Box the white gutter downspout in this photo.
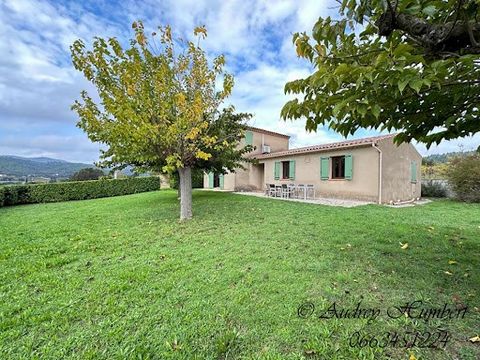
[372,143,382,204]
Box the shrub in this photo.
[445,154,480,202]
[70,167,105,181]
[421,180,447,198]
[0,176,160,207]
[169,169,204,189]
[1,185,31,206]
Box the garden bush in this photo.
[421,180,448,198]
[445,154,480,202]
[0,176,160,207]
[169,169,204,189]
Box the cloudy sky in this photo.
[0,0,478,164]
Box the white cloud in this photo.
[415,134,480,156]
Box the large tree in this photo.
[282,0,480,148]
[71,23,251,220]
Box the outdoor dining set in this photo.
[265,183,316,200]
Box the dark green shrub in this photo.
[421,180,447,198]
[169,169,204,189]
[0,177,160,207]
[1,185,32,206]
[70,167,105,181]
[445,154,480,202]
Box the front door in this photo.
[213,174,220,188]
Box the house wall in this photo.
[242,129,289,155]
[377,138,422,203]
[223,172,236,191]
[202,172,236,190]
[204,128,288,191]
[261,146,380,202]
[234,163,264,191]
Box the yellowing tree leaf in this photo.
[409,353,417,360]
[195,150,211,160]
[400,242,409,250]
[448,260,457,265]
[193,26,207,38]
[469,335,480,343]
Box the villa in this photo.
[204,126,422,204]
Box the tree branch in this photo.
[375,5,480,55]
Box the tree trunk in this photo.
[178,166,193,220]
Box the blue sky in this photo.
[0,0,478,164]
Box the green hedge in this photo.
[0,177,160,207]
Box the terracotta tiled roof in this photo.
[253,133,396,159]
[247,126,290,138]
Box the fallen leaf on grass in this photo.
[409,353,417,360]
[304,349,316,356]
[469,336,480,343]
[400,242,409,250]
[444,271,453,276]
[448,260,457,265]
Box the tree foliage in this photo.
[70,168,105,181]
[71,22,251,219]
[446,153,480,202]
[282,0,480,148]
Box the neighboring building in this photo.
[204,126,422,204]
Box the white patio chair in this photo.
[297,184,306,200]
[306,184,315,200]
[281,184,289,198]
[268,184,276,197]
[275,185,282,198]
[287,183,296,199]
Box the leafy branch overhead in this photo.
[282,0,480,148]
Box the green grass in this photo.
[0,190,479,359]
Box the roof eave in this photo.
[253,142,377,161]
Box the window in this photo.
[245,130,253,146]
[331,156,345,179]
[282,161,290,179]
[411,161,417,183]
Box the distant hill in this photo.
[423,151,476,164]
[0,155,97,178]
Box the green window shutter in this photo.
[208,172,214,188]
[289,160,295,180]
[411,161,417,183]
[274,161,280,180]
[345,154,353,180]
[245,131,253,146]
[219,174,224,189]
[320,157,330,180]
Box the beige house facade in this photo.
[204,126,422,204]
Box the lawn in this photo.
[0,190,479,359]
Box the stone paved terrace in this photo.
[233,191,373,208]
